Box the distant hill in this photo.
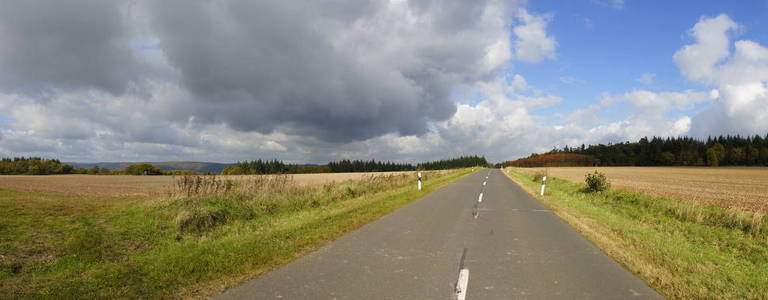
[67,162,234,174]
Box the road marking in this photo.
[454,269,469,300]
[533,209,550,212]
[454,248,469,300]
[483,181,486,186]
[478,193,483,203]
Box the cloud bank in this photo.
[0,2,766,163]
[674,15,768,137]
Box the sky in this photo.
[1,0,767,163]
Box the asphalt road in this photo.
[214,169,663,299]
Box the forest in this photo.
[222,156,488,174]
[2,156,489,175]
[417,155,489,170]
[503,153,597,168]
[328,155,488,172]
[0,158,192,176]
[0,157,78,175]
[503,134,768,167]
[327,160,414,172]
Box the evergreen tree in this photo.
[504,133,768,167]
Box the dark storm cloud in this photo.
[0,0,514,155]
[411,0,492,33]
[0,0,140,95]
[143,0,504,142]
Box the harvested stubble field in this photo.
[0,171,418,197]
[514,166,768,212]
[0,169,470,298]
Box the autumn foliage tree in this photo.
[502,134,768,168]
[0,157,74,175]
[502,153,597,168]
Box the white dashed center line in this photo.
[454,248,470,300]
[454,269,469,300]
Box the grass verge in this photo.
[1,169,474,299]
[502,168,768,299]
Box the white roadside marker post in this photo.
[417,172,422,191]
[540,176,547,196]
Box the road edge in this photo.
[198,168,480,299]
[499,168,668,298]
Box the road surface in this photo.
[215,169,663,299]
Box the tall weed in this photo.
[168,173,420,235]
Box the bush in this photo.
[174,206,229,234]
[124,163,164,175]
[532,172,545,182]
[584,170,610,192]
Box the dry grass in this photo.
[0,168,471,299]
[503,168,768,299]
[513,167,768,212]
[0,171,419,197]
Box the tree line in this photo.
[327,155,488,172]
[417,155,488,170]
[501,153,596,168]
[327,160,414,172]
[0,158,175,175]
[2,155,488,176]
[503,134,768,167]
[222,156,488,174]
[0,157,81,175]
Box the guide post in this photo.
[417,172,422,191]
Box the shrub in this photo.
[174,206,229,234]
[532,172,545,182]
[124,163,164,175]
[584,170,610,192]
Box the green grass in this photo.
[503,168,768,299]
[0,169,474,299]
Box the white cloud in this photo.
[8,6,766,165]
[609,90,711,112]
[673,14,740,84]
[673,14,768,137]
[263,141,287,152]
[637,72,655,85]
[565,90,707,142]
[511,9,557,63]
[0,0,531,163]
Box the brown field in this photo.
[0,171,422,197]
[512,167,768,212]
